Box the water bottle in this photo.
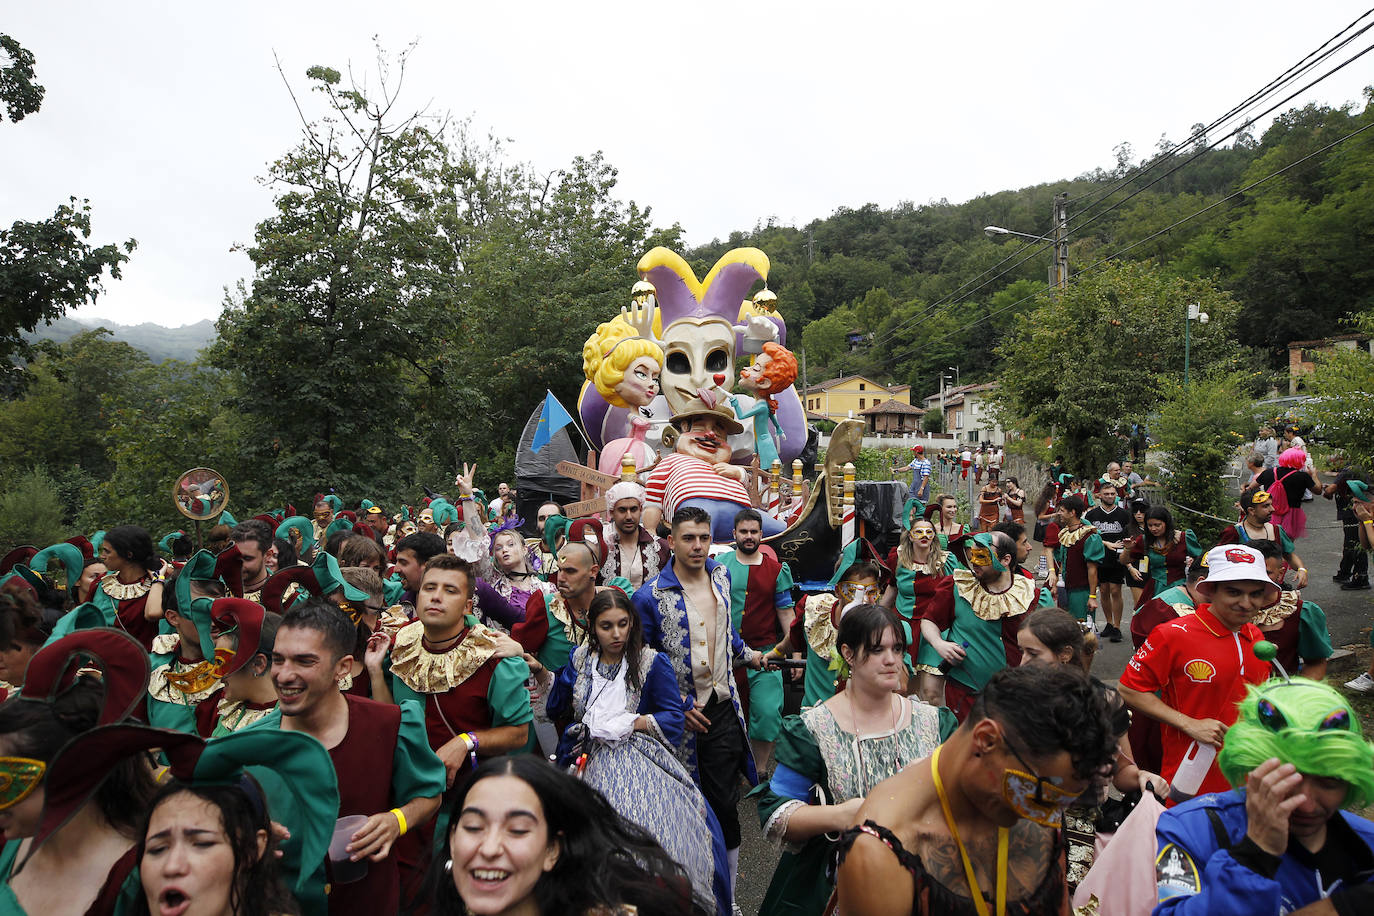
[1168,741,1218,803]
[1036,555,1049,582]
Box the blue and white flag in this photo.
[531,390,574,453]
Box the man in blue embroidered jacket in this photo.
[632,504,764,909]
[1153,677,1374,915]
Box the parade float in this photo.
[516,246,903,582]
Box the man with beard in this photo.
[598,481,668,590]
[229,519,275,603]
[391,531,446,615]
[249,600,445,915]
[642,401,786,542]
[917,531,1043,720]
[717,507,795,773]
[1085,481,1132,642]
[634,506,765,909]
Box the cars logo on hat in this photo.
[1224,548,1255,564]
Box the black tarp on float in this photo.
[514,403,583,536]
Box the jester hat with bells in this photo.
[155,549,233,696]
[274,516,317,556]
[638,246,784,359]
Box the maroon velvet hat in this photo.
[213,542,245,598]
[209,597,267,677]
[567,517,607,567]
[0,546,37,575]
[64,536,94,560]
[20,628,150,726]
[24,724,202,856]
[258,566,322,615]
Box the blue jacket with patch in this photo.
[1154,788,1374,915]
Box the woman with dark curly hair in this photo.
[136,780,297,916]
[93,525,166,650]
[416,754,700,915]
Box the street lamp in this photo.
[1183,302,1210,385]
[984,226,1051,242]
[982,193,1070,291]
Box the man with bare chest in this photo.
[633,505,765,910]
[836,665,1116,915]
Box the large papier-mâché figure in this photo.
[577,247,806,466]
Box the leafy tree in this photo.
[0,34,45,122]
[922,410,944,433]
[1149,371,1257,545]
[0,468,67,552]
[995,262,1242,474]
[210,49,459,502]
[0,36,134,382]
[0,329,150,479]
[78,360,251,534]
[1303,319,1374,469]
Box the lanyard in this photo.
[931,745,1008,916]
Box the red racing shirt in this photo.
[1118,603,1267,796]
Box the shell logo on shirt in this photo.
[1184,659,1217,683]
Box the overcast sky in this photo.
[4,2,1372,328]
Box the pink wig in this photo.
[1278,447,1306,469]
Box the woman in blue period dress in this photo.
[752,604,956,915]
[546,588,730,916]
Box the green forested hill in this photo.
[684,95,1374,393]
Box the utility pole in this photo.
[1052,192,1069,293]
[801,348,808,403]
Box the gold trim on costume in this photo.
[804,595,839,656]
[101,574,151,601]
[951,569,1037,621]
[546,594,581,645]
[1055,524,1097,550]
[389,620,502,693]
[151,633,181,656]
[1252,589,1300,628]
[214,699,276,733]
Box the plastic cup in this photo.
[329,814,370,885]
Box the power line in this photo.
[883,117,1374,362]
[865,12,1374,351]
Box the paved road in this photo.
[734,493,1374,915]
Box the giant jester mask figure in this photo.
[576,247,807,465]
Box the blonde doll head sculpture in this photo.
[581,316,663,410]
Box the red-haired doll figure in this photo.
[730,342,799,472]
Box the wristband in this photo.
[1364,520,1373,526]
[1297,567,1306,572]
[1089,593,1098,599]
[390,807,408,836]
[459,732,480,769]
